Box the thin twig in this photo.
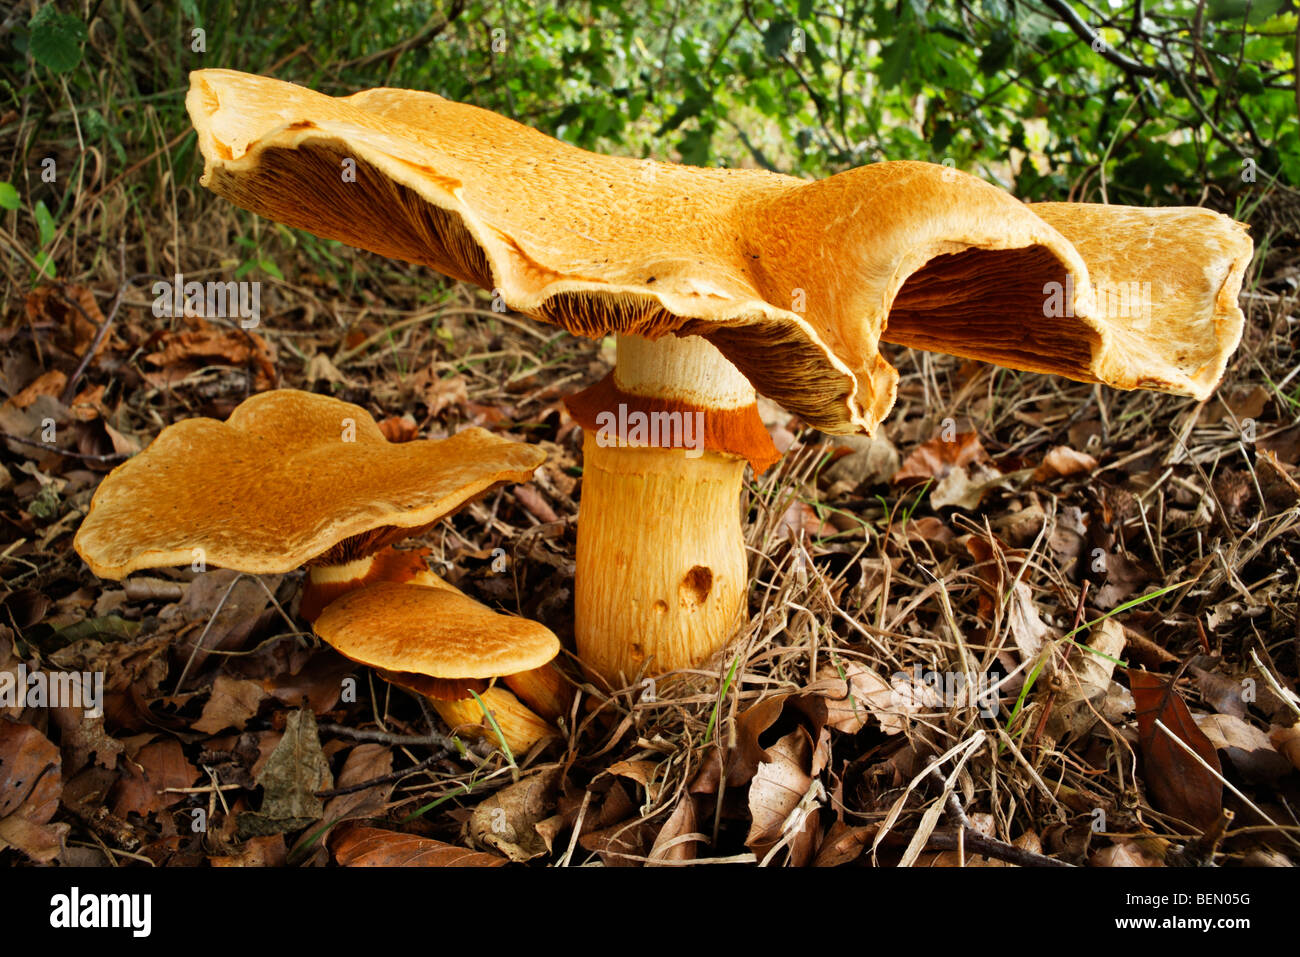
[0,431,130,463]
[314,750,451,799]
[317,723,458,752]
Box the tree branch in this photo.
[1039,0,1163,77]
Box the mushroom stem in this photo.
[299,546,454,622]
[573,334,758,684]
[431,687,556,755]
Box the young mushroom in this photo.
[185,69,1254,686]
[73,388,545,619]
[312,580,563,755]
[74,388,566,742]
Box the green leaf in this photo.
[34,200,56,246]
[677,124,714,166]
[656,91,710,134]
[28,5,88,74]
[978,28,1014,76]
[877,31,915,91]
[764,19,798,58]
[0,182,18,211]
[33,251,56,279]
[1207,0,1286,22]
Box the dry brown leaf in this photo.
[607,759,661,800]
[515,484,559,524]
[647,793,700,865]
[332,823,506,866]
[241,709,331,834]
[0,720,68,862]
[802,660,905,735]
[407,366,469,416]
[25,284,109,356]
[1202,719,1290,782]
[893,431,988,484]
[1092,551,1153,610]
[1268,724,1300,771]
[746,727,820,866]
[111,737,199,818]
[579,814,660,866]
[1190,670,1248,722]
[1007,581,1051,662]
[1194,715,1292,781]
[813,820,875,866]
[11,370,67,410]
[1130,672,1224,831]
[779,501,834,541]
[144,318,276,389]
[1032,446,1098,482]
[1046,619,1127,741]
[376,414,418,443]
[823,433,899,490]
[192,676,266,734]
[468,766,561,862]
[321,743,394,827]
[210,834,287,867]
[1092,841,1166,867]
[727,693,788,787]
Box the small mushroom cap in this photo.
[73,389,544,579]
[313,581,560,680]
[188,69,1252,436]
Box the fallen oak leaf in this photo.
[1130,671,1223,831]
[332,823,506,866]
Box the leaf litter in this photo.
[2,214,1299,869]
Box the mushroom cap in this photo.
[312,581,560,679]
[73,389,544,579]
[187,69,1253,435]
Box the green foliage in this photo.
[27,5,87,74]
[1,0,1292,290]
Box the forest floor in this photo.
[2,200,1299,868]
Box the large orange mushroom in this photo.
[185,69,1253,686]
